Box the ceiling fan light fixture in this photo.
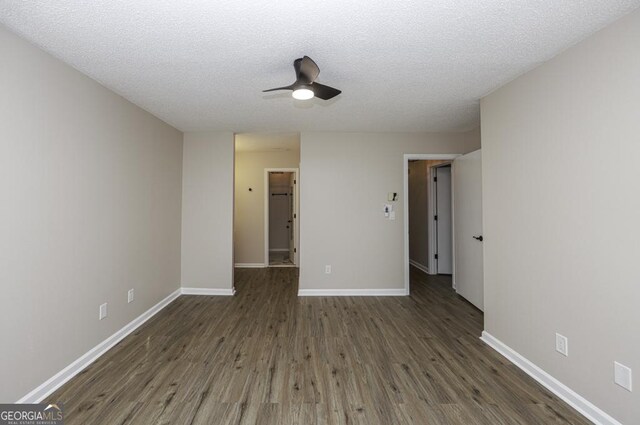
[263,56,340,101]
[292,87,314,100]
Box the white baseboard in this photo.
[234,263,266,268]
[17,288,182,404]
[298,288,407,297]
[409,260,429,274]
[481,331,621,425]
[181,287,236,296]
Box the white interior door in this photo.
[453,149,484,310]
[435,166,453,274]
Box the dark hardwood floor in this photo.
[49,267,589,424]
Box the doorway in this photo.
[405,154,459,294]
[404,152,484,310]
[265,168,298,267]
[408,159,449,277]
[233,133,300,269]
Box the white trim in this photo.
[264,168,299,267]
[234,263,267,268]
[298,288,406,297]
[404,154,460,295]
[181,287,236,296]
[481,331,622,425]
[17,288,182,403]
[409,259,429,275]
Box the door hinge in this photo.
[294,248,297,253]
[434,176,437,182]
[434,215,438,221]
[435,254,438,259]
[294,213,296,218]
[294,179,296,184]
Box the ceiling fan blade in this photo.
[293,58,303,81]
[262,85,294,93]
[311,83,341,100]
[298,56,320,83]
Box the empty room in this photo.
[1,1,638,424]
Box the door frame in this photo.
[264,168,299,267]
[403,154,460,295]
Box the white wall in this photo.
[181,132,235,290]
[481,8,640,424]
[234,150,299,264]
[0,27,183,402]
[299,131,480,292]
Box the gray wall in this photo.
[299,131,480,291]
[481,8,640,424]
[181,132,235,289]
[0,27,183,402]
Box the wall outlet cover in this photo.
[325,265,332,274]
[614,361,633,392]
[128,289,134,303]
[555,333,568,356]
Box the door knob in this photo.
[473,235,483,241]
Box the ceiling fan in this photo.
[263,56,342,100]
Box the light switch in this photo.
[389,211,396,220]
[99,303,108,320]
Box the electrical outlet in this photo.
[99,303,108,320]
[555,333,568,356]
[614,362,632,392]
[325,265,332,274]
[128,289,134,303]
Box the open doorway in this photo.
[233,133,300,269]
[265,169,298,267]
[404,152,484,311]
[407,159,452,277]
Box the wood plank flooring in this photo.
[48,267,589,424]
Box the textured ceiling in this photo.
[1,1,639,133]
